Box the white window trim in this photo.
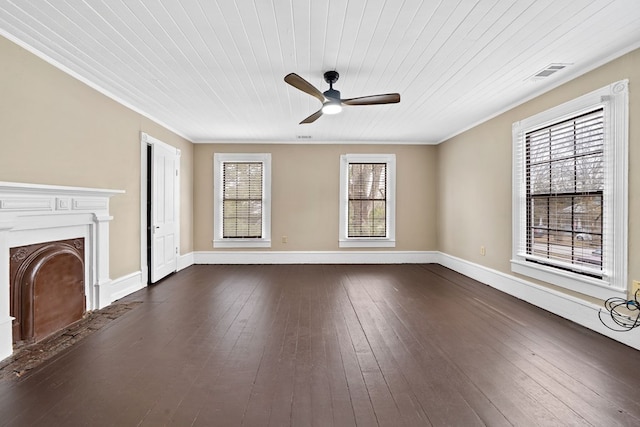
[339,153,396,248]
[213,153,271,248]
[511,80,628,300]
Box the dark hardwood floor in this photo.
[1,264,639,426]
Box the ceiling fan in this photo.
[284,71,400,124]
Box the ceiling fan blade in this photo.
[284,73,325,103]
[300,109,323,124]
[342,93,400,106]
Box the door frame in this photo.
[140,132,181,285]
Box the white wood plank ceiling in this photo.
[1,0,639,144]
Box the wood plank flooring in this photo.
[1,264,639,426]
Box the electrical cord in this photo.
[598,288,640,332]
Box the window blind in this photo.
[525,108,604,276]
[222,162,263,238]
[348,163,387,237]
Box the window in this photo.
[526,109,604,274]
[339,154,396,247]
[512,80,628,299]
[213,153,271,248]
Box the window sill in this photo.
[339,239,396,248]
[213,239,271,249]
[510,259,625,300]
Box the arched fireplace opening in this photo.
[10,239,85,345]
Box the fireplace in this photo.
[10,238,86,344]
[0,182,123,360]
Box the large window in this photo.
[213,153,271,248]
[526,109,604,274]
[339,154,396,247]
[512,80,628,299]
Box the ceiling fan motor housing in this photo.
[323,88,341,100]
[323,70,339,85]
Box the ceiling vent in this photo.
[530,63,571,80]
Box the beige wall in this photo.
[4,26,637,304]
[437,47,640,299]
[0,36,193,279]
[193,144,437,252]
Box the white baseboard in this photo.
[437,252,640,351]
[109,270,145,303]
[106,253,193,305]
[193,250,439,265]
[177,252,194,271]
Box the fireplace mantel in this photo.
[0,181,124,360]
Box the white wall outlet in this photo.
[282,236,288,244]
[631,280,640,298]
[480,246,486,256]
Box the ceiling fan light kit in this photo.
[322,99,342,115]
[284,70,400,124]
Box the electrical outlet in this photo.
[282,236,288,244]
[631,280,640,298]
[480,246,486,256]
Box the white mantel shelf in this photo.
[0,181,123,205]
[0,181,124,195]
[0,181,124,361]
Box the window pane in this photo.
[529,163,550,195]
[348,163,387,237]
[576,154,603,192]
[550,159,575,193]
[222,162,263,238]
[525,109,604,275]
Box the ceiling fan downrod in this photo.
[323,70,341,101]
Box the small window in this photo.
[512,80,628,299]
[340,154,395,248]
[213,153,271,248]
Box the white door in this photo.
[150,142,178,283]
